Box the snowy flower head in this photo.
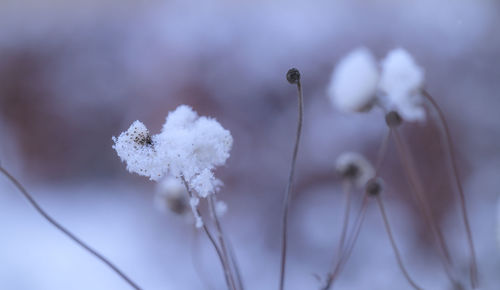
[113,105,232,198]
[159,105,232,197]
[379,48,425,122]
[112,121,166,181]
[328,47,379,113]
[335,152,375,188]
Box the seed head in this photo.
[336,152,375,188]
[366,177,383,196]
[286,68,301,84]
[385,110,403,128]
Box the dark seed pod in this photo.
[286,68,301,84]
[385,111,403,128]
[366,177,383,196]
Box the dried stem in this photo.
[0,165,142,290]
[326,196,369,289]
[208,195,240,290]
[422,90,478,288]
[392,129,459,286]
[180,176,235,290]
[279,73,304,290]
[376,195,422,290]
[322,181,352,289]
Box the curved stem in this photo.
[326,196,369,289]
[392,129,459,286]
[376,195,422,290]
[279,78,304,290]
[208,195,239,290]
[181,176,235,290]
[0,166,142,290]
[422,90,478,288]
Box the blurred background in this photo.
[1,0,499,289]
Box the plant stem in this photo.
[0,165,142,290]
[208,195,239,290]
[279,75,304,290]
[422,89,478,289]
[326,196,369,289]
[392,129,459,286]
[376,195,422,290]
[181,176,235,290]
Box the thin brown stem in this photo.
[180,176,235,290]
[392,129,459,286]
[322,181,352,289]
[326,196,369,289]
[337,181,353,260]
[422,90,478,288]
[279,76,304,290]
[208,195,239,290]
[0,165,142,290]
[376,195,422,290]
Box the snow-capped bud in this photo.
[328,48,379,113]
[366,177,383,196]
[385,110,403,128]
[379,48,425,122]
[286,68,301,84]
[336,152,375,188]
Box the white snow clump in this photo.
[328,47,426,122]
[328,47,379,113]
[380,48,425,122]
[113,105,232,198]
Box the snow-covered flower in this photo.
[379,48,425,122]
[154,176,189,215]
[113,105,232,197]
[335,152,375,188]
[328,48,379,113]
[112,121,167,181]
[113,105,233,229]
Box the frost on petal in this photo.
[336,152,375,188]
[380,48,425,122]
[328,47,379,113]
[154,176,188,215]
[112,121,167,180]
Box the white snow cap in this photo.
[112,121,166,180]
[335,152,375,188]
[380,48,425,122]
[113,105,233,198]
[328,47,379,113]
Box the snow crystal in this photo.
[379,48,425,122]
[328,48,379,113]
